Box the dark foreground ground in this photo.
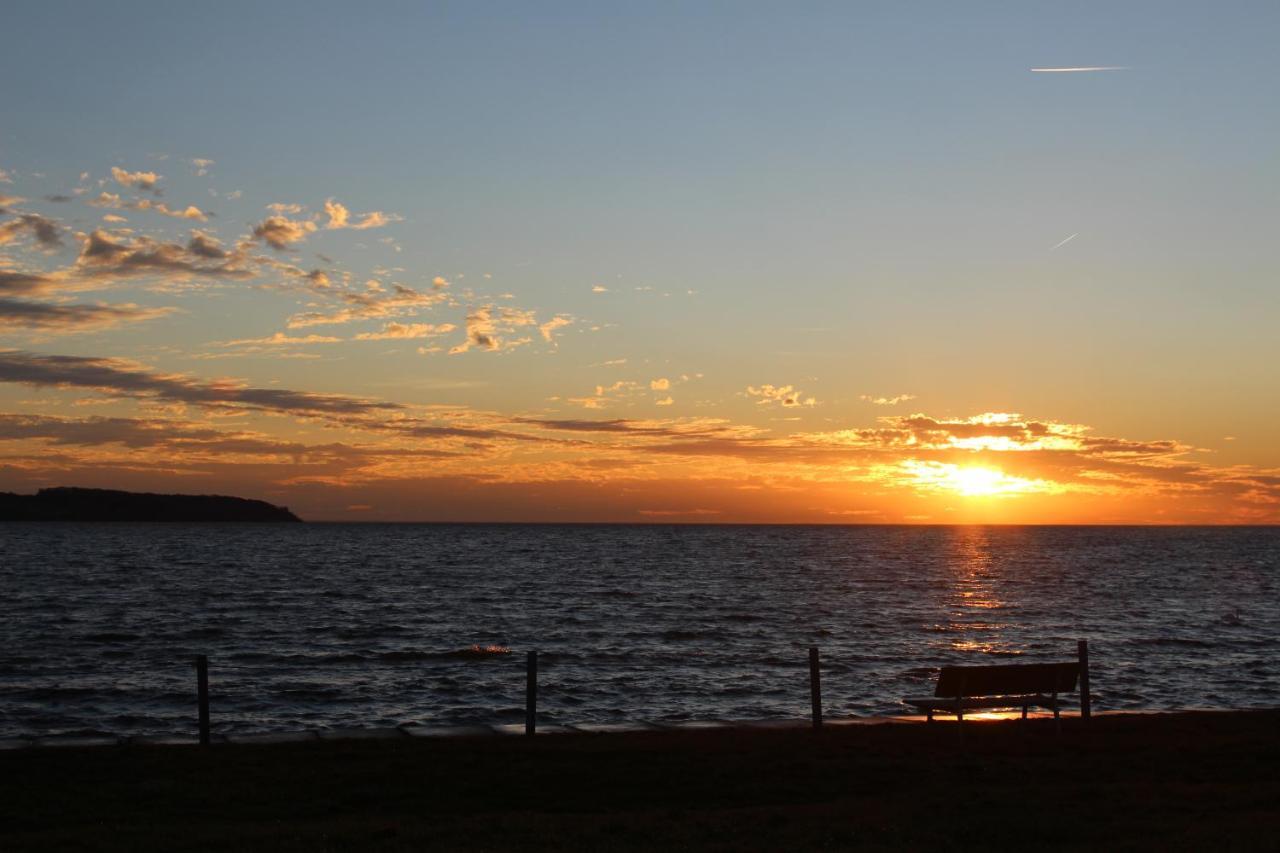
[2,712,1277,852]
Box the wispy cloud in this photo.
[0,300,174,333]
[746,384,816,407]
[0,213,62,249]
[252,214,317,250]
[354,322,455,341]
[860,393,915,406]
[220,332,342,348]
[0,350,402,417]
[110,166,162,193]
[286,284,447,328]
[1050,233,1078,250]
[1030,66,1129,73]
[449,305,540,354]
[323,198,401,231]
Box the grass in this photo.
[2,711,1277,851]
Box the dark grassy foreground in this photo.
[2,712,1278,852]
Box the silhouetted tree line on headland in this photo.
[0,487,301,522]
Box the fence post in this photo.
[195,654,210,746]
[525,650,537,736]
[1077,639,1091,724]
[809,646,822,730]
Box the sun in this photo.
[951,466,1010,497]
[898,460,1058,498]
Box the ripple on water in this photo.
[0,523,1277,736]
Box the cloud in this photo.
[323,199,349,228]
[0,414,465,480]
[354,322,455,340]
[186,230,227,259]
[137,200,208,221]
[449,305,541,354]
[0,192,26,212]
[451,306,500,353]
[286,284,447,328]
[636,508,721,517]
[86,191,124,208]
[0,350,402,417]
[0,299,174,333]
[110,167,161,193]
[0,213,62,248]
[350,211,395,230]
[1030,66,1129,73]
[72,229,251,284]
[86,192,208,221]
[511,417,736,439]
[592,285,608,293]
[220,332,342,347]
[252,215,317,250]
[538,315,572,344]
[191,158,215,176]
[323,198,401,231]
[655,396,674,406]
[0,413,323,457]
[0,168,13,183]
[650,378,670,391]
[746,384,816,407]
[0,271,57,297]
[860,393,915,406]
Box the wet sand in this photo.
[2,711,1277,851]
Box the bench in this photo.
[903,661,1081,727]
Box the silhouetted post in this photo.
[195,654,210,746]
[525,650,537,736]
[1077,639,1091,723]
[809,646,822,730]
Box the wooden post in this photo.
[1077,639,1091,723]
[808,646,822,730]
[195,654,210,746]
[525,650,537,736]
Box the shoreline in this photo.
[3,709,1277,851]
[0,707,1220,751]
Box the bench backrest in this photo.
[934,662,1079,698]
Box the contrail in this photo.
[1051,233,1078,251]
[1031,66,1129,73]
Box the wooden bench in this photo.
[903,661,1082,727]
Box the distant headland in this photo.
[0,487,302,522]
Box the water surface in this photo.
[1,524,1276,737]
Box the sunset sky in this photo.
[1,2,1276,522]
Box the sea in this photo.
[1,524,1276,738]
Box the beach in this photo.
[2,710,1277,851]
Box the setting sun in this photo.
[900,461,1058,498]
[952,467,1017,497]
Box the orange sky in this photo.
[1,6,1277,522]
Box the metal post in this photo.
[196,654,210,746]
[808,646,822,730]
[525,650,537,736]
[1077,639,1091,723]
